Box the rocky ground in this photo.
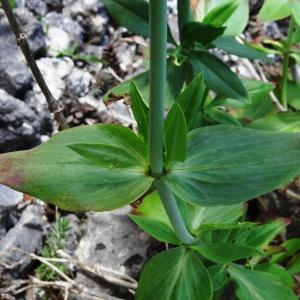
[0,0,300,299]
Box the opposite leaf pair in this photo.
[2,82,300,213]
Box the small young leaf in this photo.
[130,215,180,245]
[249,112,300,132]
[213,36,269,61]
[136,247,213,300]
[182,22,225,47]
[291,0,300,26]
[206,107,242,126]
[255,264,294,287]
[165,125,300,206]
[164,103,188,166]
[258,0,291,22]
[177,74,205,130]
[189,50,247,100]
[287,256,300,276]
[235,220,285,249]
[189,204,244,232]
[271,238,300,263]
[194,243,262,264]
[203,0,238,28]
[166,61,187,108]
[228,264,297,300]
[207,265,228,292]
[130,81,149,141]
[0,125,152,212]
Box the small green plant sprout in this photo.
[57,42,102,64]
[1,0,300,299]
[36,218,70,282]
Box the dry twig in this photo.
[0,0,69,129]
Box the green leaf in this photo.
[287,81,300,109]
[166,61,187,108]
[189,51,247,100]
[228,264,297,300]
[206,107,242,126]
[102,0,149,37]
[129,81,149,141]
[292,25,300,43]
[194,243,262,264]
[258,0,291,22]
[204,0,249,36]
[235,220,285,249]
[213,37,269,61]
[164,103,188,165]
[130,215,180,244]
[288,256,300,276]
[0,124,152,212]
[177,74,205,130]
[234,80,275,123]
[291,0,300,26]
[189,204,244,233]
[136,247,213,300]
[255,263,294,287]
[134,191,170,225]
[203,0,239,28]
[165,125,300,206]
[271,238,300,263]
[68,143,144,168]
[182,22,225,46]
[249,112,300,132]
[207,265,228,292]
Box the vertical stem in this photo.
[148,0,167,177]
[280,17,295,110]
[148,0,195,244]
[177,0,192,44]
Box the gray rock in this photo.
[44,12,84,56]
[107,100,135,127]
[29,57,74,101]
[0,185,23,240]
[62,0,109,44]
[74,207,150,297]
[0,41,32,96]
[0,89,42,152]
[22,0,48,16]
[45,0,63,9]
[67,67,94,97]
[0,8,45,55]
[0,8,45,95]
[0,205,44,284]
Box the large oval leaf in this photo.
[136,247,213,300]
[165,125,300,206]
[0,124,152,212]
[228,264,297,300]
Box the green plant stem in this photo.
[148,0,167,177]
[149,0,195,244]
[177,0,193,44]
[280,17,296,109]
[155,179,195,245]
